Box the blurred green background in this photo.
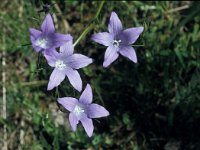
[1,0,200,150]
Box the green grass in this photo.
[1,1,200,149]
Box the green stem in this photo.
[94,0,105,20]
[56,87,60,98]
[73,23,94,47]
[132,44,145,47]
[73,0,105,47]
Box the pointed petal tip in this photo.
[134,59,138,63]
[130,52,137,63]
[71,124,77,131]
[57,98,62,104]
[138,26,144,33]
[29,28,38,32]
[47,84,53,91]
[78,85,83,93]
[31,45,42,53]
[103,108,110,116]
[91,34,98,42]
[46,13,51,17]
[71,127,76,132]
[29,28,34,33]
[44,14,52,22]
[105,110,110,116]
[75,83,82,92]
[90,58,94,63]
[103,58,115,68]
[87,58,94,65]
[47,79,55,91]
[87,58,93,65]
[57,98,65,107]
[85,83,92,92]
[111,11,117,16]
[77,87,82,92]
[86,83,91,88]
[90,34,95,40]
[103,62,109,68]
[90,34,96,42]
[88,133,93,137]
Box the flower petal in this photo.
[32,45,42,52]
[65,68,82,92]
[60,40,74,56]
[80,117,94,137]
[119,46,137,63]
[29,28,42,39]
[103,46,119,68]
[41,14,55,34]
[120,27,144,44]
[43,48,60,56]
[29,28,42,52]
[108,12,123,36]
[79,84,93,104]
[88,104,109,118]
[91,32,113,46]
[43,49,59,67]
[57,97,78,111]
[47,68,65,90]
[66,54,93,69]
[69,112,79,131]
[52,33,73,48]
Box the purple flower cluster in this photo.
[30,14,92,91]
[30,12,143,137]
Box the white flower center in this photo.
[35,38,49,49]
[73,105,85,116]
[112,40,121,47]
[55,60,66,70]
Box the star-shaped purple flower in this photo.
[58,84,109,137]
[29,14,72,54]
[91,12,144,67]
[44,40,93,91]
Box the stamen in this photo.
[35,38,49,49]
[55,60,66,70]
[73,105,85,116]
[112,40,121,47]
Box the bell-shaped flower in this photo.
[58,84,109,137]
[29,14,72,54]
[45,40,93,91]
[91,12,144,67]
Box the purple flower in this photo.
[29,14,72,54]
[58,84,109,137]
[45,40,93,91]
[91,12,144,67]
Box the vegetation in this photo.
[1,1,200,149]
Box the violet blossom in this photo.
[91,11,144,67]
[44,40,93,91]
[58,84,109,137]
[29,14,72,54]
